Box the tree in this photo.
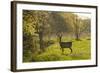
[73,16,81,40]
[72,14,91,40]
[23,10,52,52]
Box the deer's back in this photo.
[60,42,72,48]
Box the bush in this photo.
[32,53,72,62]
[23,50,32,62]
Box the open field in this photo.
[23,37,91,62]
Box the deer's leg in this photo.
[70,48,72,53]
[62,48,64,54]
[60,48,62,54]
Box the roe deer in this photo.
[57,33,72,54]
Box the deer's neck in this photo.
[59,37,62,43]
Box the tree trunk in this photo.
[75,27,80,41]
[39,31,44,52]
[75,33,80,40]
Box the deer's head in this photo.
[56,32,63,42]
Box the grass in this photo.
[23,37,91,62]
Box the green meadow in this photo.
[23,37,91,62]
